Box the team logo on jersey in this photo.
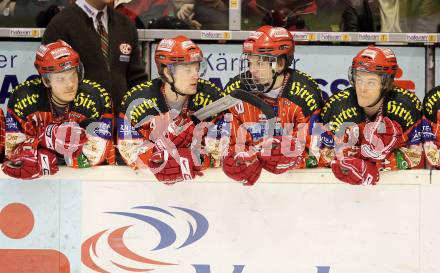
[119,43,132,55]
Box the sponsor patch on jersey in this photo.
[117,118,142,139]
[91,118,112,140]
[5,112,20,132]
[119,43,132,55]
[407,123,422,145]
[421,119,436,142]
[157,39,176,52]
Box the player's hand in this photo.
[167,116,195,148]
[2,138,58,180]
[258,136,304,174]
[222,146,262,186]
[39,122,87,157]
[148,148,204,184]
[361,116,402,160]
[331,157,379,185]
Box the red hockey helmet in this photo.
[34,40,82,77]
[349,46,399,92]
[351,46,398,76]
[155,35,205,74]
[239,26,294,93]
[242,25,294,59]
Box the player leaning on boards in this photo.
[321,46,423,185]
[220,25,324,185]
[422,85,440,168]
[2,40,115,180]
[118,36,223,184]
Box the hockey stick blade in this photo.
[191,89,277,121]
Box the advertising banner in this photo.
[151,44,426,100]
[1,169,440,273]
[0,41,40,110]
[81,181,421,273]
[0,179,81,273]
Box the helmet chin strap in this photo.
[261,56,288,93]
[261,70,281,93]
[162,70,188,98]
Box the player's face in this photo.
[247,54,274,85]
[48,69,79,104]
[354,71,382,107]
[172,62,200,95]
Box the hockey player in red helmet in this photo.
[221,25,324,185]
[118,36,223,184]
[422,85,440,168]
[2,40,114,180]
[321,46,423,185]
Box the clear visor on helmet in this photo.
[43,63,84,83]
[239,53,278,93]
[348,66,391,91]
[167,58,207,79]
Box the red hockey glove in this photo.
[222,146,262,186]
[2,138,58,180]
[258,136,304,174]
[361,116,402,160]
[148,147,205,184]
[331,157,379,185]
[167,116,195,148]
[39,122,88,157]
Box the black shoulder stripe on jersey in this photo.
[190,79,224,113]
[121,79,168,126]
[281,69,323,117]
[423,85,440,123]
[320,88,365,133]
[384,87,422,131]
[8,79,47,121]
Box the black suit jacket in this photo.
[42,4,148,114]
